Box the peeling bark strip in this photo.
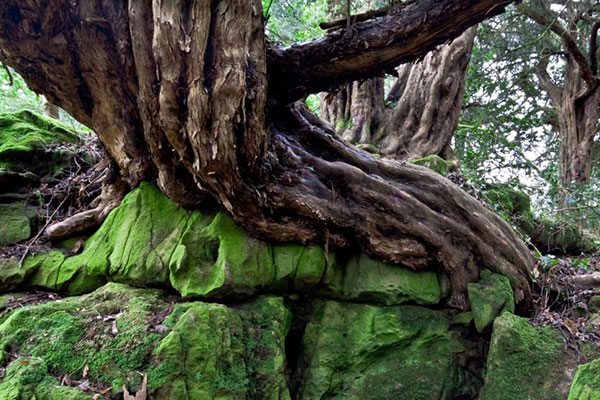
[0,0,532,310]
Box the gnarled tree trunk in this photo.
[0,0,531,310]
[321,26,476,161]
[538,58,600,185]
[520,5,600,185]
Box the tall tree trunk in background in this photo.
[557,62,600,185]
[377,27,476,160]
[519,5,600,185]
[0,0,532,310]
[322,25,476,161]
[536,57,600,185]
[320,0,384,145]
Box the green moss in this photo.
[0,203,36,246]
[322,253,443,305]
[569,358,600,400]
[467,270,514,333]
[15,183,446,306]
[0,357,93,400]
[533,218,597,254]
[482,184,597,254]
[411,155,449,177]
[0,283,291,399]
[0,110,79,176]
[480,313,567,400]
[296,300,462,399]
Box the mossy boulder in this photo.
[480,313,569,400]
[482,184,597,254]
[411,155,449,177]
[569,358,600,400]
[295,300,470,400]
[0,110,80,181]
[0,203,37,246]
[467,270,514,333]
[0,283,291,399]
[5,182,444,307]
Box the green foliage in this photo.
[0,66,43,113]
[262,0,329,45]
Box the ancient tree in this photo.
[322,24,476,161]
[518,1,600,185]
[0,0,532,310]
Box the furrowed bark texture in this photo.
[322,27,476,160]
[520,4,600,185]
[0,0,531,309]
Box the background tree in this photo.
[320,1,476,161]
[0,0,531,309]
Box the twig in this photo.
[19,196,69,268]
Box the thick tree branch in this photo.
[535,57,562,103]
[267,0,515,103]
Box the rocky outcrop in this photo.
[0,283,290,399]
[0,182,596,399]
[0,183,446,307]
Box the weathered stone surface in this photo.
[294,300,470,400]
[467,270,514,333]
[0,109,79,182]
[480,313,570,400]
[0,283,291,399]
[0,203,36,246]
[569,358,600,400]
[3,183,444,307]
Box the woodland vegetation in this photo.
[0,0,599,399]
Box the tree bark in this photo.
[555,60,600,185]
[0,0,531,310]
[322,27,476,161]
[519,4,600,185]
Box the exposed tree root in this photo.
[44,178,127,241]
[568,273,600,289]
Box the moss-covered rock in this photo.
[0,283,291,399]
[295,300,468,399]
[480,313,569,400]
[482,184,597,254]
[321,253,443,305]
[569,358,600,400]
[6,182,444,307]
[467,270,514,333]
[411,155,449,177]
[0,110,79,180]
[0,357,94,399]
[0,203,37,246]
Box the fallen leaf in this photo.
[83,364,89,378]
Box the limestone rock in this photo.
[0,283,290,399]
[480,313,570,400]
[467,270,514,333]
